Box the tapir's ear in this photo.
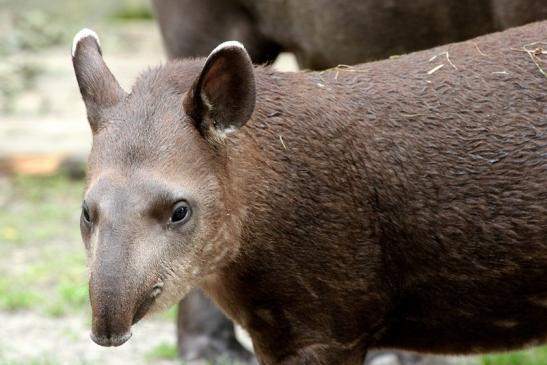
[72,28,126,132]
[183,41,256,138]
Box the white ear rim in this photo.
[72,28,101,57]
[206,41,246,61]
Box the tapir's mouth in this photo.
[133,281,164,324]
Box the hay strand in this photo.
[512,41,547,78]
[472,42,488,57]
[427,64,444,75]
[429,51,457,70]
[279,135,287,150]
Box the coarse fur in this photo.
[74,22,547,364]
[151,0,547,69]
[154,0,547,360]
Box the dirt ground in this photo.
[0,311,179,365]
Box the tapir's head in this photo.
[71,29,255,347]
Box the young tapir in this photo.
[151,0,547,69]
[155,0,547,361]
[72,21,547,364]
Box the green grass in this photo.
[0,246,89,316]
[157,305,178,321]
[479,346,547,365]
[0,175,88,314]
[144,341,178,361]
[110,4,153,21]
[0,279,41,310]
[0,174,82,246]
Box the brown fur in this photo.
[151,0,547,69]
[153,0,547,360]
[74,22,547,363]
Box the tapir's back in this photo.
[235,21,547,354]
[248,20,546,242]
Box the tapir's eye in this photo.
[170,201,191,224]
[81,202,91,224]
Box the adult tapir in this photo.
[151,0,547,69]
[72,20,547,365]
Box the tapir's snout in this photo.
[89,278,134,347]
[89,265,164,347]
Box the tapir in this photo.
[151,0,547,69]
[152,0,547,361]
[72,21,547,365]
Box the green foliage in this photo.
[110,4,153,21]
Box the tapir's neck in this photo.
[225,69,375,253]
[213,68,392,336]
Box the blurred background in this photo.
[0,1,180,364]
[0,0,545,364]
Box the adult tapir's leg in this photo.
[177,289,254,363]
[150,0,281,63]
